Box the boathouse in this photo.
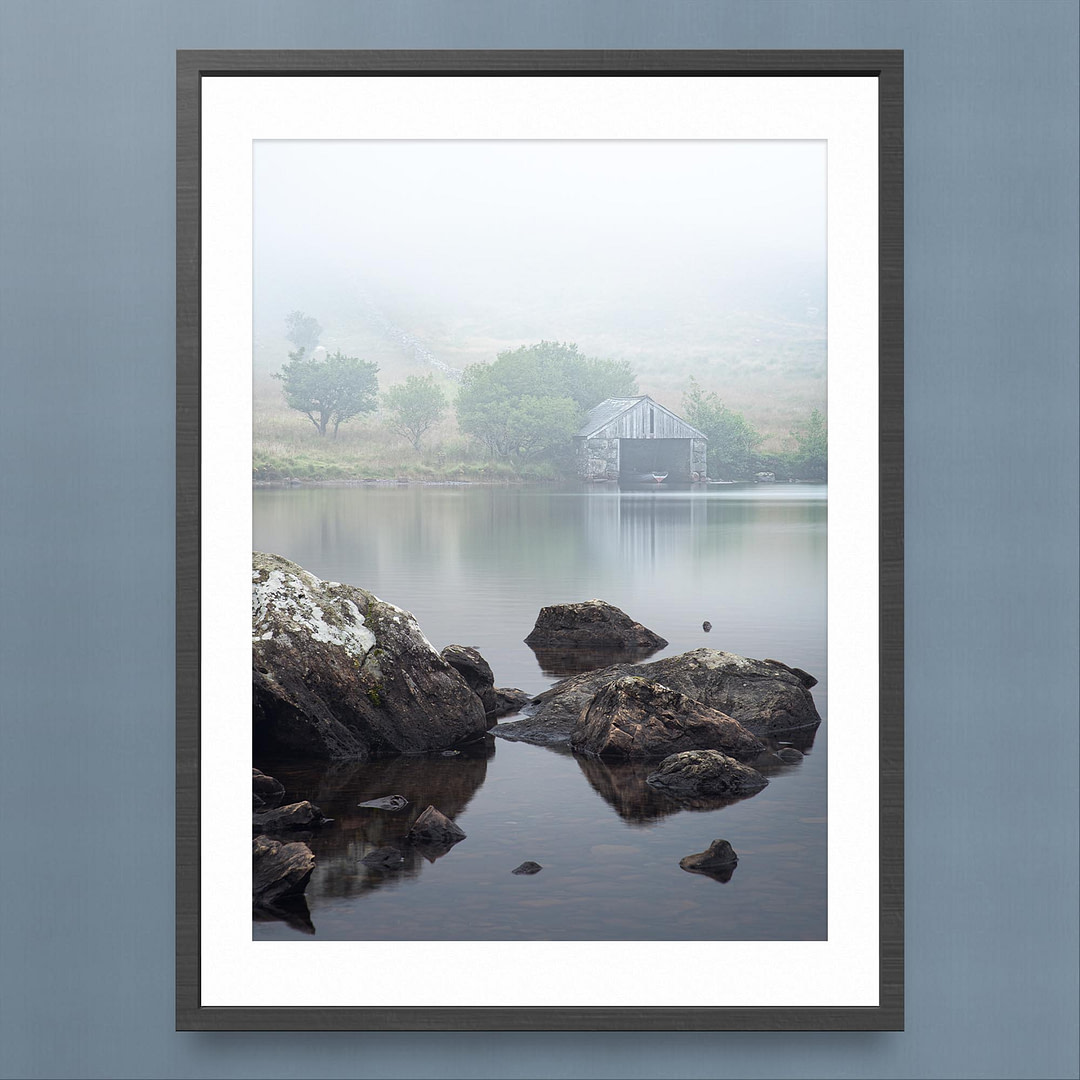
[574,395,708,482]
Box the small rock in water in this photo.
[407,805,466,847]
[646,750,769,798]
[702,621,712,632]
[440,749,460,757]
[776,747,804,763]
[361,846,406,870]
[358,795,409,811]
[679,839,739,883]
[511,861,543,875]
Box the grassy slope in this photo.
[253,290,825,480]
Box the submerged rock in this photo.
[496,649,821,747]
[253,834,315,905]
[511,861,543,875]
[252,553,488,761]
[358,795,409,811]
[775,747,805,764]
[646,750,769,799]
[524,600,667,650]
[570,676,765,760]
[361,846,407,870]
[679,839,739,883]
[251,800,329,832]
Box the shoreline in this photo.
[253,477,539,488]
[252,477,825,489]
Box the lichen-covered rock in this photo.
[646,750,768,799]
[251,800,328,832]
[570,675,765,759]
[252,553,487,760]
[496,648,821,746]
[524,600,667,650]
[764,659,818,689]
[253,834,315,905]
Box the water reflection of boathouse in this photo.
[574,395,708,482]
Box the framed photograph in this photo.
[177,50,903,1030]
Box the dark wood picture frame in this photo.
[176,49,903,1031]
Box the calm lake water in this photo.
[252,482,827,941]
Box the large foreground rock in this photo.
[253,553,487,760]
[496,649,820,746]
[253,834,315,905]
[570,676,764,759]
[646,750,769,799]
[524,600,667,650]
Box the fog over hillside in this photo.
[254,139,826,436]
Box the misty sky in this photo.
[253,140,825,329]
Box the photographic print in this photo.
[178,53,902,1028]
[250,139,829,944]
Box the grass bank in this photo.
[254,401,562,483]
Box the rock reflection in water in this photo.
[575,725,819,826]
[679,860,737,884]
[575,754,754,824]
[253,894,315,935]
[526,642,664,678]
[254,738,493,905]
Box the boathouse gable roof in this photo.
[575,395,707,441]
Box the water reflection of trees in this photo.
[253,486,826,605]
[254,739,494,913]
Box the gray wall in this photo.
[1,3,1077,1079]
